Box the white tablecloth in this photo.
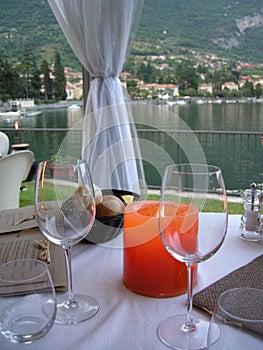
[1,215,262,350]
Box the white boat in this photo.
[25,111,42,117]
[0,111,22,119]
[167,99,187,106]
[166,100,176,106]
[177,99,187,105]
[68,104,81,110]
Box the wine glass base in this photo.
[55,293,99,325]
[158,314,216,350]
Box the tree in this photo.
[137,61,156,83]
[17,50,41,99]
[53,52,67,101]
[0,54,21,100]
[17,50,33,98]
[175,61,199,93]
[243,81,254,97]
[30,60,42,99]
[124,56,138,76]
[163,75,176,84]
[41,59,53,100]
[255,83,262,98]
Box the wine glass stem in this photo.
[182,262,196,333]
[64,246,75,305]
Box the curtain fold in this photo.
[48,0,145,193]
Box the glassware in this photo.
[0,259,56,344]
[123,200,197,297]
[208,288,263,350]
[34,159,99,324]
[239,183,262,241]
[158,164,228,350]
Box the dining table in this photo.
[0,214,262,350]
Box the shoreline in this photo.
[0,100,83,113]
[153,96,263,106]
[34,100,83,110]
[2,96,263,113]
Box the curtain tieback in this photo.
[94,74,118,80]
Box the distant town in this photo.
[64,49,263,102]
[1,48,263,107]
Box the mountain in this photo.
[139,0,263,62]
[0,0,263,66]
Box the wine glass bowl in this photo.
[34,159,99,325]
[208,288,263,350]
[158,163,228,350]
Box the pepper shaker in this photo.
[239,183,262,241]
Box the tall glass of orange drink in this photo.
[123,200,198,298]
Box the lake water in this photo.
[127,100,263,132]
[0,101,262,190]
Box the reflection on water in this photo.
[132,102,262,190]
[1,100,262,131]
[0,101,262,190]
[167,101,263,132]
[0,107,84,162]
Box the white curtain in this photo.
[48,0,145,194]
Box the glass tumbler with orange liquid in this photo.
[123,200,198,298]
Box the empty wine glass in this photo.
[34,159,99,325]
[208,288,263,350]
[0,259,56,344]
[158,164,228,350]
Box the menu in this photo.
[0,205,37,233]
[0,207,68,293]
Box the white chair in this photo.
[0,150,34,210]
[0,131,10,157]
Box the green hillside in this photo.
[0,0,77,67]
[0,0,263,67]
[139,0,263,62]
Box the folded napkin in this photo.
[193,254,263,336]
[193,254,263,313]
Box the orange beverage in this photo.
[123,200,198,298]
[160,201,199,257]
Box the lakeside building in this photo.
[62,58,263,100]
[222,82,239,91]
[198,83,213,95]
[138,83,179,100]
[4,99,35,111]
[65,81,83,100]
